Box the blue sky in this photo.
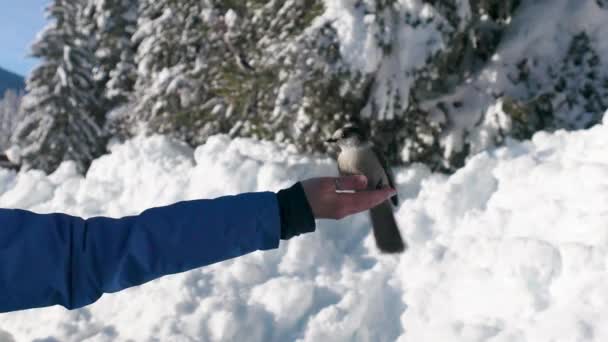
[0,1,50,77]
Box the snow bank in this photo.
[396,121,608,341]
[1,112,608,341]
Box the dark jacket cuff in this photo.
[277,182,316,240]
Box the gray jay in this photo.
[326,125,407,253]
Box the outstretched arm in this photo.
[0,192,281,313]
[0,175,396,313]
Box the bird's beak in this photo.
[326,138,337,143]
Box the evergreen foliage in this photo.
[12,0,107,172]
[0,90,24,152]
[11,0,608,173]
[84,0,139,107]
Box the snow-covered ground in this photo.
[0,112,607,341]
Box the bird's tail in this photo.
[369,201,406,253]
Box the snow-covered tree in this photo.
[127,0,329,146]
[83,0,139,107]
[0,90,24,152]
[123,0,522,171]
[17,0,604,174]
[129,0,228,144]
[12,0,107,173]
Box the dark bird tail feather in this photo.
[370,201,406,253]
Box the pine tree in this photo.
[130,0,225,143]
[84,0,139,107]
[103,0,604,173]
[128,0,330,146]
[0,90,24,152]
[12,0,107,173]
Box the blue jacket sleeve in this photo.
[0,192,280,313]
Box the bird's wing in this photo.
[373,146,399,206]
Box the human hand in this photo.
[300,175,397,220]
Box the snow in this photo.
[322,0,445,120]
[425,0,608,158]
[319,0,608,165]
[224,9,238,29]
[1,109,608,341]
[467,99,513,156]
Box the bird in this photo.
[326,124,407,253]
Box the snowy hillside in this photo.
[1,111,607,342]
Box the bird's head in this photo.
[326,124,369,149]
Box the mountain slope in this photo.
[0,67,25,97]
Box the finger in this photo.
[339,187,397,216]
[334,174,368,191]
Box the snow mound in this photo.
[397,119,608,341]
[1,112,608,341]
